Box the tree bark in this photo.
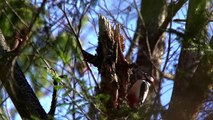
[0,29,48,119]
[130,0,187,119]
[85,15,133,119]
[166,0,212,119]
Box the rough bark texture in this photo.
[0,29,48,119]
[131,0,167,118]
[97,16,133,117]
[166,0,212,119]
[130,0,187,119]
[134,0,186,83]
[84,15,133,119]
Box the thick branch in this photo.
[167,0,212,119]
[0,29,47,119]
[131,0,187,119]
[92,16,132,119]
[154,0,187,41]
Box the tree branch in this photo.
[0,29,47,119]
[48,77,58,118]
[154,0,187,41]
[61,8,99,88]
[166,0,212,119]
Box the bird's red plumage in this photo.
[127,93,138,108]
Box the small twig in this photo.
[167,28,185,38]
[133,0,152,58]
[60,8,99,89]
[162,10,173,73]
[133,0,145,29]
[2,9,21,35]
[30,43,51,69]
[153,0,187,43]
[68,94,92,120]
[173,19,186,22]
[28,0,47,32]
[141,51,175,80]
[0,96,9,107]
[5,0,47,55]
[4,0,28,27]
[48,78,58,117]
[72,78,76,119]
[125,33,139,61]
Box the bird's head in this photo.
[143,73,157,94]
[143,73,155,85]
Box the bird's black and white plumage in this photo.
[127,74,155,108]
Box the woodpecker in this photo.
[127,74,155,108]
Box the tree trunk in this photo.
[131,0,186,119]
[0,29,48,119]
[85,15,133,119]
[166,0,212,119]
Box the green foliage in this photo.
[94,93,110,112]
[0,0,211,120]
[0,0,110,119]
[0,0,34,36]
[179,0,211,56]
[54,32,76,64]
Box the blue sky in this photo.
[12,0,181,119]
[6,0,213,119]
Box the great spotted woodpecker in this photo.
[127,74,155,108]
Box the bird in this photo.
[127,74,155,108]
